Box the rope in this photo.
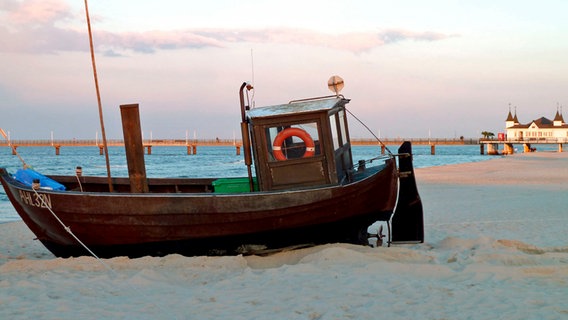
[0,128,30,169]
[31,186,114,273]
[75,173,84,192]
[345,107,393,155]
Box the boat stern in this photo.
[391,141,424,243]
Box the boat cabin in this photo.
[246,96,353,191]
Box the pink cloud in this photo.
[148,28,454,54]
[4,0,72,25]
[226,28,454,52]
[0,1,454,55]
[96,30,226,54]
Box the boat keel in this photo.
[39,211,391,258]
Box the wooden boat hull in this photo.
[0,159,398,257]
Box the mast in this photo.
[84,0,113,192]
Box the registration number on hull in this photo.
[18,190,52,209]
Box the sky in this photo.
[1,0,567,140]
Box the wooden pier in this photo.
[5,137,564,156]
[1,137,477,155]
[0,139,242,155]
[479,138,567,155]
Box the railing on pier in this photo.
[0,139,243,156]
[1,137,480,148]
[351,138,478,145]
[0,138,241,147]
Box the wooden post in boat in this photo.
[120,104,149,193]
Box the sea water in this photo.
[0,144,515,223]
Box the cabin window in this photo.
[266,122,321,161]
[330,114,340,150]
[330,110,348,150]
[338,110,348,146]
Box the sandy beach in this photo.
[1,152,567,319]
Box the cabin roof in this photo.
[506,111,514,121]
[554,110,564,122]
[508,116,568,129]
[534,117,553,126]
[246,97,346,120]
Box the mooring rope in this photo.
[31,186,114,272]
[0,128,30,169]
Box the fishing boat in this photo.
[0,77,423,258]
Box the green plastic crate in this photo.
[212,177,258,193]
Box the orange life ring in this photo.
[272,127,315,161]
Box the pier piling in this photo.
[479,139,566,155]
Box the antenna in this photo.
[250,48,255,87]
[249,48,255,108]
[327,75,344,96]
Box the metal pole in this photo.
[84,0,113,192]
[239,82,254,191]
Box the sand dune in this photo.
[1,152,567,319]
